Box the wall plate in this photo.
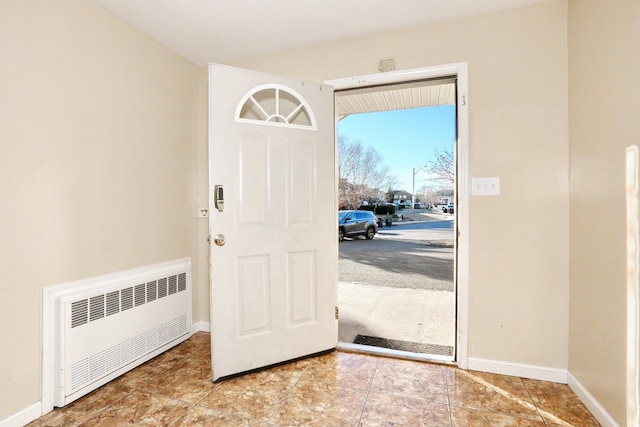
[472,177,500,196]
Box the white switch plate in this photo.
[472,177,500,196]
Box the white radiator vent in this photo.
[70,273,186,328]
[46,258,192,407]
[106,291,119,316]
[69,314,187,391]
[71,300,88,328]
[122,287,134,310]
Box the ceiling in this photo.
[93,0,548,65]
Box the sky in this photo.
[337,105,456,193]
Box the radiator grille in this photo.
[146,281,157,302]
[106,291,119,317]
[89,352,106,379]
[134,284,145,307]
[71,300,88,328]
[158,278,168,298]
[70,274,188,329]
[69,314,187,393]
[178,273,186,292]
[89,296,104,322]
[121,287,133,311]
[105,345,120,372]
[168,275,177,295]
[71,359,89,390]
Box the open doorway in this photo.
[327,65,469,365]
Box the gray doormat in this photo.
[353,334,454,357]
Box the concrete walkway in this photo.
[338,281,455,348]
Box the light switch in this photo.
[472,177,500,196]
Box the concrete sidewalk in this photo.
[338,281,455,349]
[385,210,454,224]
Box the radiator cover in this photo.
[49,258,192,407]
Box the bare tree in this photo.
[338,136,396,209]
[426,147,455,184]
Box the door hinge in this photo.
[335,306,339,320]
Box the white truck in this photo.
[439,197,454,213]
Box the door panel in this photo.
[236,255,270,337]
[288,141,315,225]
[287,251,316,325]
[208,64,337,380]
[238,137,268,225]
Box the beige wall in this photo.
[231,0,570,369]
[6,0,631,422]
[0,0,201,419]
[568,0,640,424]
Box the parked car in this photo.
[443,203,455,214]
[338,210,378,241]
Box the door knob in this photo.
[213,234,226,246]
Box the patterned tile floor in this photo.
[30,332,600,426]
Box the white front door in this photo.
[208,64,337,380]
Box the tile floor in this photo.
[30,332,600,426]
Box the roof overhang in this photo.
[335,77,456,120]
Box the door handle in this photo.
[213,234,226,246]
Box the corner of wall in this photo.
[567,372,621,427]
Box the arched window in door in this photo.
[235,84,317,130]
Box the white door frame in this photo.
[325,62,469,369]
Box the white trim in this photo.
[327,63,466,89]
[467,357,568,383]
[0,402,42,427]
[454,63,469,370]
[625,145,640,427]
[41,282,57,413]
[568,372,621,427]
[337,342,455,365]
[326,62,470,369]
[192,321,211,333]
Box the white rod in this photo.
[286,102,304,123]
[248,95,269,121]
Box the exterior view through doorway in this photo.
[327,64,469,366]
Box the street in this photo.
[339,220,455,291]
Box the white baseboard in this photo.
[567,372,620,427]
[467,357,568,383]
[191,321,210,333]
[466,358,619,426]
[0,402,41,427]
